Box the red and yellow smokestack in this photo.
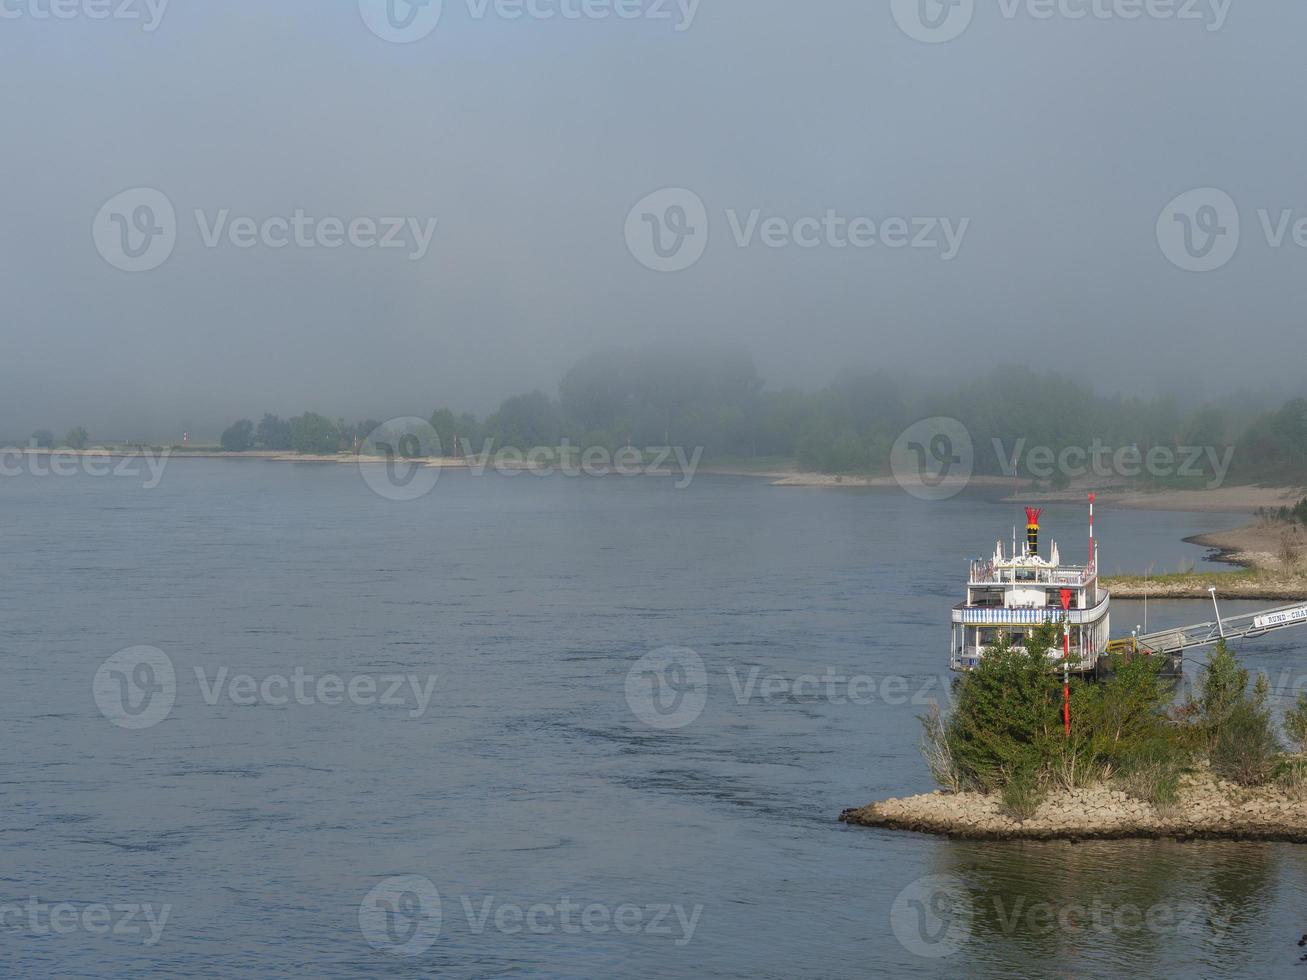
[1025,507,1043,557]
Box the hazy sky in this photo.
[3,0,1303,439]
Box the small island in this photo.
[842,625,1307,842]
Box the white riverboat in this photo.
[950,506,1110,674]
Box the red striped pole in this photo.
[1088,492,1095,570]
[1061,589,1072,735]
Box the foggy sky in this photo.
[3,0,1303,441]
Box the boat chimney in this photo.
[1025,507,1043,557]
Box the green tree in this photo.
[429,408,467,456]
[220,419,255,452]
[290,413,342,454]
[255,414,292,451]
[64,427,89,450]
[486,391,561,450]
[30,429,54,449]
[1285,693,1307,754]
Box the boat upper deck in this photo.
[968,558,1096,588]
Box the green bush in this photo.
[1000,764,1045,821]
[942,624,1064,793]
[1117,737,1183,811]
[1212,700,1281,786]
[920,633,1285,804]
[1189,642,1281,786]
[1284,692,1307,754]
[1273,757,1307,800]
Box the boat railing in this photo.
[968,560,1097,586]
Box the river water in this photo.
[3,462,1304,977]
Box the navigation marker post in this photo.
[1061,588,1072,736]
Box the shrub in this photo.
[919,703,961,794]
[942,624,1064,793]
[1284,693,1307,754]
[1274,757,1307,800]
[1000,763,1044,821]
[1117,737,1183,813]
[1211,700,1281,786]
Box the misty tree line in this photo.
[190,345,1307,481]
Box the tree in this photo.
[65,427,89,450]
[290,413,341,454]
[30,430,54,449]
[255,414,292,451]
[220,419,255,452]
[486,391,561,450]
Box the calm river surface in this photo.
[3,462,1304,977]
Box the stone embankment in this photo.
[840,772,1307,842]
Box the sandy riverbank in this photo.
[1101,516,1307,600]
[839,769,1307,843]
[1010,484,1307,514]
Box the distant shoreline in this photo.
[10,448,1307,504]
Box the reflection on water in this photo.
[918,841,1299,977]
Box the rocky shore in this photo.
[840,772,1307,843]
